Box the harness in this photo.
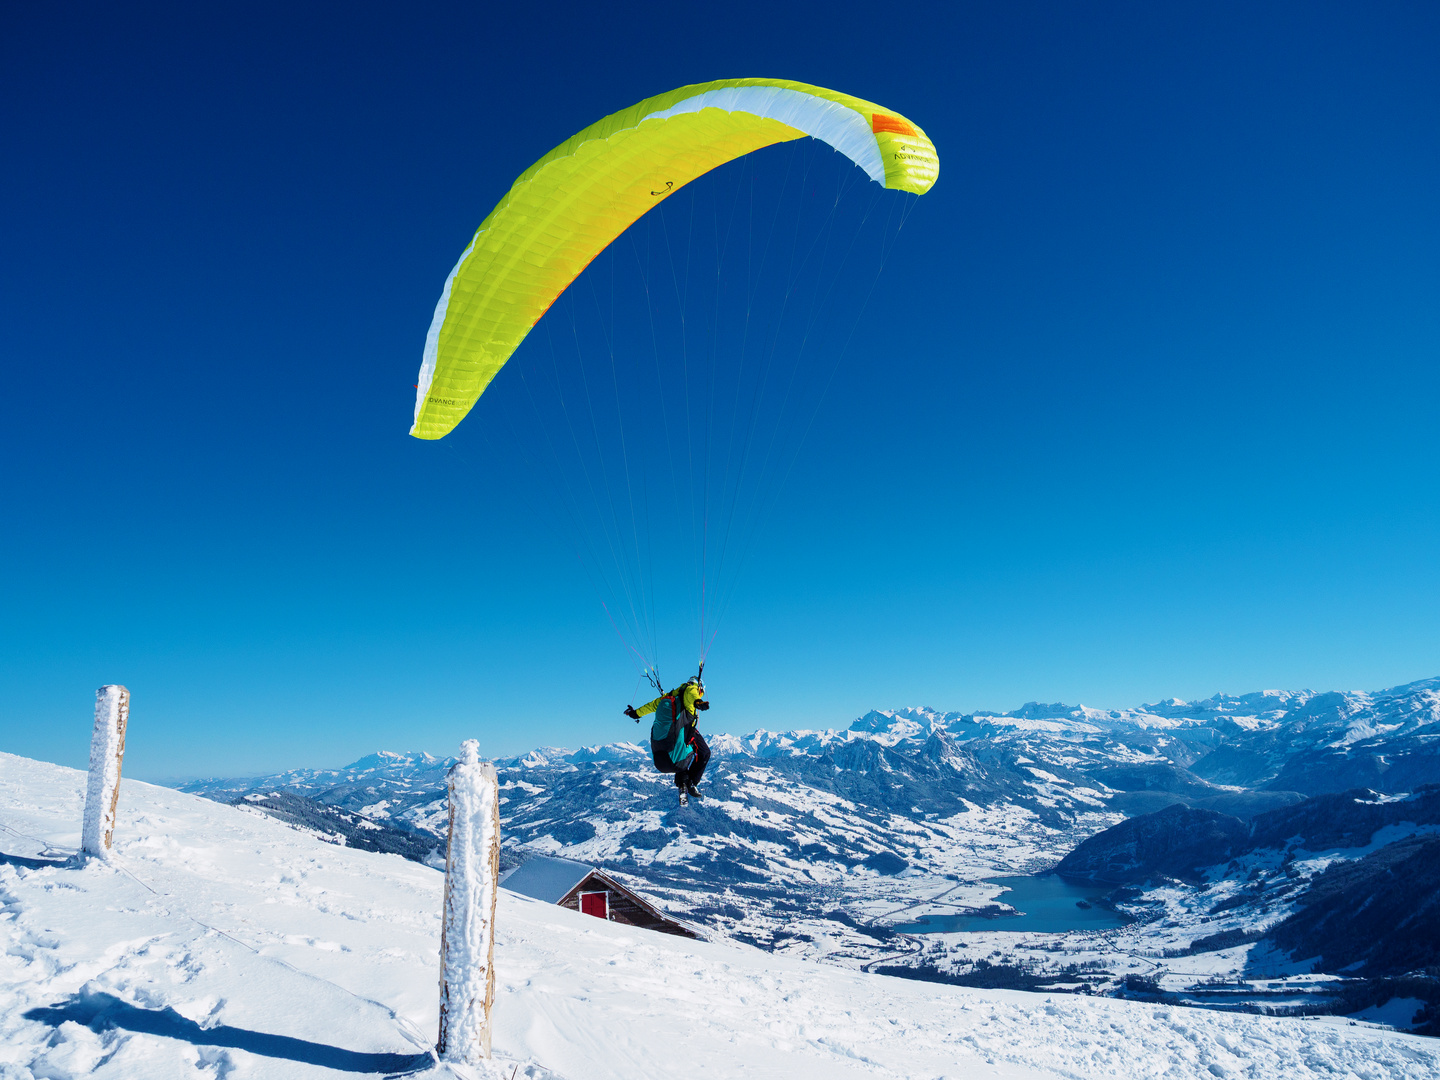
[649,691,695,766]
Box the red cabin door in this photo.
[579,891,608,919]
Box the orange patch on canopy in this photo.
[871,113,917,137]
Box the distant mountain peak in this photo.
[341,750,449,772]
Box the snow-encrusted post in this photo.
[81,684,130,858]
[437,738,501,1064]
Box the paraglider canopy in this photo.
[411,77,939,441]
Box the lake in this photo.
[893,875,1132,934]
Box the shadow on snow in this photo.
[24,991,432,1074]
[0,850,71,870]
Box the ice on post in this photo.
[438,738,501,1065]
[82,684,130,858]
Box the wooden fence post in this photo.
[437,738,501,1065]
[82,685,130,858]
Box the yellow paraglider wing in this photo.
[411,78,939,440]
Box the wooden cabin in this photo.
[500,855,701,940]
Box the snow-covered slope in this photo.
[4,751,1436,1079]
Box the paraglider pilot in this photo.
[626,678,710,800]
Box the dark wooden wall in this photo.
[558,871,699,939]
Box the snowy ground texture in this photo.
[3,753,1437,1079]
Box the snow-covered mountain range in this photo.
[181,677,1440,1024]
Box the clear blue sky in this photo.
[3,1,1437,780]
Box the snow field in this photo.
[2,751,1437,1079]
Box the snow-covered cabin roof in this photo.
[499,855,594,904]
[500,855,704,940]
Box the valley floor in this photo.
[2,752,1435,1080]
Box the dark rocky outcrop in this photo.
[1054,804,1250,884]
[860,851,909,874]
[1264,835,1440,977]
[1247,786,1440,852]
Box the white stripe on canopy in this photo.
[642,86,885,185]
